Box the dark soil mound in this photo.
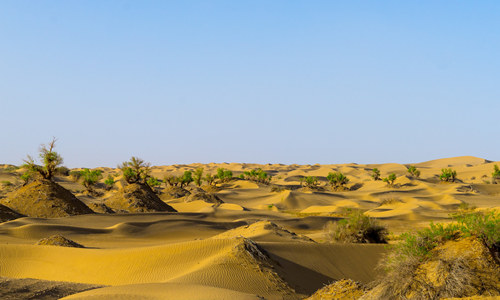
[1,179,93,218]
[105,183,177,213]
[0,204,24,222]
[87,202,114,214]
[162,186,191,199]
[186,191,222,204]
[36,234,84,248]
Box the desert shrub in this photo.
[326,171,349,191]
[180,171,193,188]
[385,210,500,267]
[216,168,233,183]
[79,169,103,193]
[104,175,115,190]
[22,137,63,181]
[204,173,216,186]
[440,168,457,182]
[242,168,272,184]
[371,168,381,181]
[20,171,34,186]
[492,165,500,183]
[324,210,388,243]
[382,173,397,186]
[270,185,286,192]
[193,168,204,187]
[303,176,319,188]
[147,176,162,193]
[407,165,420,178]
[119,157,150,184]
[55,166,70,176]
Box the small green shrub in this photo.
[147,176,161,188]
[383,173,397,186]
[303,176,319,188]
[22,137,63,181]
[104,175,115,190]
[193,168,204,187]
[242,169,272,184]
[407,165,420,178]
[324,210,388,243]
[180,171,193,188]
[204,173,216,186]
[492,165,500,183]
[326,172,349,191]
[440,168,457,182]
[371,168,381,181]
[216,168,233,183]
[119,157,150,184]
[79,169,103,193]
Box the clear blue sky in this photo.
[1,1,499,168]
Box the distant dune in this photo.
[0,156,498,299]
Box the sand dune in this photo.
[0,157,499,298]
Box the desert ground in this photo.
[0,156,499,299]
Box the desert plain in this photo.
[0,156,499,299]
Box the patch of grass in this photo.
[440,168,457,183]
[324,209,388,243]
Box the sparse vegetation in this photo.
[407,165,420,178]
[371,168,381,181]
[326,172,349,191]
[22,137,63,181]
[241,168,272,184]
[440,168,457,183]
[69,170,81,182]
[492,164,500,183]
[216,168,233,183]
[193,168,204,187]
[55,166,70,176]
[20,170,34,185]
[119,157,151,184]
[204,173,216,186]
[303,176,319,189]
[180,171,193,188]
[376,209,500,299]
[147,176,162,193]
[79,169,103,194]
[324,209,388,243]
[104,175,115,191]
[382,173,397,187]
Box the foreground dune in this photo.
[0,156,499,299]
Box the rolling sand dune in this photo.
[0,156,499,298]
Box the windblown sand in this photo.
[0,156,498,299]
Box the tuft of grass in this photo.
[440,168,457,183]
[324,209,388,243]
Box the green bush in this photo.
[440,168,457,182]
[204,173,216,186]
[180,171,193,188]
[492,165,500,182]
[79,169,103,193]
[326,172,349,191]
[193,168,204,187]
[104,175,115,190]
[55,166,70,176]
[216,168,233,183]
[324,210,388,243]
[22,137,63,181]
[20,171,34,186]
[303,176,319,188]
[242,168,272,184]
[119,157,150,184]
[371,168,381,181]
[407,165,420,178]
[383,173,397,186]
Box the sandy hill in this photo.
[0,156,499,299]
[105,183,177,213]
[0,179,93,218]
